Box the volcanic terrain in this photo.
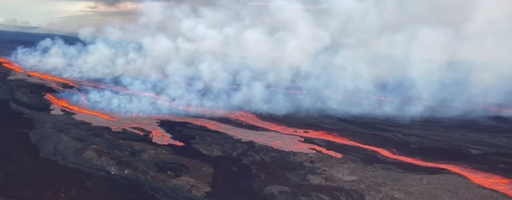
[0,30,511,200]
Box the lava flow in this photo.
[0,58,23,72]
[46,93,185,146]
[160,115,343,158]
[1,58,512,198]
[46,94,116,121]
[226,112,512,197]
[46,93,339,157]
[5,55,335,156]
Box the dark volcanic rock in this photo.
[0,99,158,200]
[8,102,214,200]
[0,30,511,200]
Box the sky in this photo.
[0,0,137,32]
[0,0,283,33]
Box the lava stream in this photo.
[2,58,512,197]
[46,93,340,157]
[226,112,512,197]
[46,94,116,121]
[46,93,185,146]
[0,58,23,72]
[158,116,343,158]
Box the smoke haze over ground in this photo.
[9,0,512,118]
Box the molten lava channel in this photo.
[1,58,512,198]
[45,92,340,158]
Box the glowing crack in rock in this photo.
[1,58,512,198]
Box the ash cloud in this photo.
[10,0,512,118]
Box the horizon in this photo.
[0,0,138,33]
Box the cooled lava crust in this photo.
[0,29,511,200]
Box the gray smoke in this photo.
[10,0,512,118]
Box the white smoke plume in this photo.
[9,0,512,118]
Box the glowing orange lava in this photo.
[160,116,343,158]
[46,94,185,146]
[226,112,512,197]
[0,58,77,86]
[45,93,335,155]
[46,94,117,121]
[0,58,24,72]
[2,58,512,197]
[27,72,78,87]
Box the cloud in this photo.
[56,0,135,6]
[10,0,512,118]
[61,0,213,6]
[98,0,131,5]
[1,18,32,27]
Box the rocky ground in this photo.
[0,30,511,200]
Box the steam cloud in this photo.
[9,0,512,118]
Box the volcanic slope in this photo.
[0,30,511,200]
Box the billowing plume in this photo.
[10,0,512,118]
